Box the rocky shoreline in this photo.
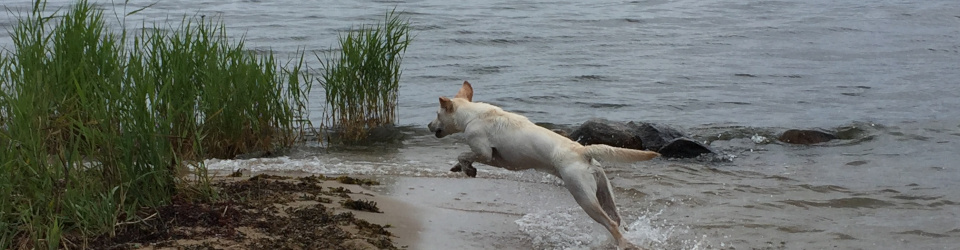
[552,118,863,160]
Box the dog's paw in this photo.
[464,166,477,177]
[453,160,474,173]
[452,161,478,177]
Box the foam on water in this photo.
[204,156,449,177]
[204,154,571,185]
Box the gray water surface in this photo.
[2,0,959,249]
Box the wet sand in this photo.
[370,176,567,250]
[367,175,635,250]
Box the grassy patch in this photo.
[0,0,311,248]
[319,10,412,145]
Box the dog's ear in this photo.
[455,81,473,102]
[439,96,455,112]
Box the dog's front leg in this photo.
[451,136,496,177]
[467,136,494,162]
[452,149,509,177]
[450,135,494,177]
[451,151,479,177]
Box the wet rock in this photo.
[551,129,570,137]
[632,122,685,150]
[658,138,716,158]
[568,119,644,150]
[778,129,838,144]
[568,118,719,158]
[535,122,574,137]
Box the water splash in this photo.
[515,207,607,250]
[516,207,720,250]
[623,210,675,246]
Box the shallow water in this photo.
[3,0,959,249]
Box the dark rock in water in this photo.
[778,129,838,144]
[569,118,720,159]
[632,122,685,151]
[658,138,716,158]
[569,119,644,150]
[552,129,569,137]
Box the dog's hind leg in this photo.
[560,164,645,250]
[592,164,622,226]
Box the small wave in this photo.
[896,230,950,238]
[797,184,851,193]
[572,75,609,82]
[889,194,942,201]
[468,65,510,74]
[779,197,895,209]
[574,101,631,109]
[448,38,528,45]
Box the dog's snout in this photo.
[428,121,446,138]
[428,121,444,138]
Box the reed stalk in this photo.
[319,10,411,144]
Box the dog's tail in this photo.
[579,144,660,163]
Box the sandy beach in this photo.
[93,168,623,250]
[238,170,612,250]
[88,170,424,250]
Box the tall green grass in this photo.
[0,0,311,248]
[319,10,411,144]
[131,17,312,159]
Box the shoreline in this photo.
[99,167,634,250]
[214,169,602,250]
[229,170,546,250]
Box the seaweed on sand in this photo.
[88,175,398,249]
[341,198,382,213]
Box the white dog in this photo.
[428,81,660,250]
